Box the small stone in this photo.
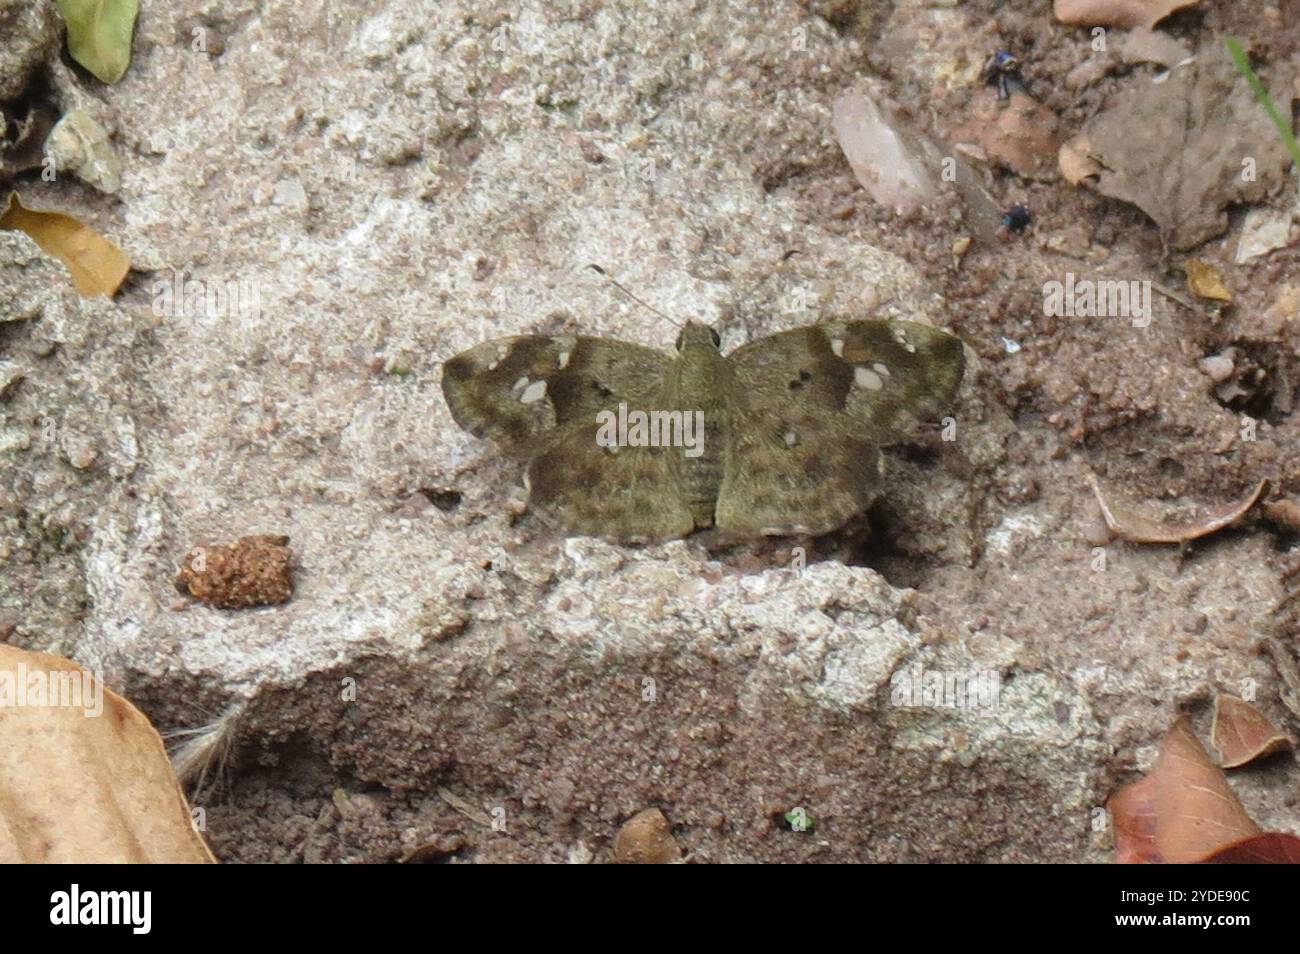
[45,110,124,194]
[61,432,97,470]
[272,177,309,213]
[1198,352,1235,384]
[613,807,681,864]
[175,534,294,609]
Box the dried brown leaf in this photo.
[1054,0,1199,29]
[1203,832,1300,863]
[1107,774,1162,863]
[1212,694,1293,768]
[1088,475,1268,544]
[1073,44,1295,250]
[1151,718,1260,863]
[0,644,215,862]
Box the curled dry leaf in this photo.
[0,192,130,297]
[1212,694,1293,769]
[1087,474,1268,544]
[0,644,215,862]
[1054,0,1199,29]
[1185,259,1232,302]
[1262,498,1300,534]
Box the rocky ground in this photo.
[2,0,1299,862]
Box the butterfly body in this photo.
[442,317,964,544]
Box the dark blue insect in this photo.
[1000,204,1031,236]
[982,51,1026,100]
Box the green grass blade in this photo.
[1224,36,1300,189]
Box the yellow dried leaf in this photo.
[1185,259,1233,302]
[0,192,130,297]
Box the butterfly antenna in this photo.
[586,264,682,330]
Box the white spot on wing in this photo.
[872,362,891,376]
[520,379,548,404]
[830,338,845,358]
[557,351,571,369]
[854,366,884,391]
[783,430,798,446]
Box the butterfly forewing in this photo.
[441,335,673,454]
[724,319,965,444]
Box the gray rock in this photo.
[0,0,60,102]
[1,0,1292,863]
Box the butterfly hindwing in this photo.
[715,319,963,536]
[525,419,697,544]
[715,401,882,536]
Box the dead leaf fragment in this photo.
[1235,205,1295,264]
[832,88,1002,241]
[832,91,939,216]
[1152,719,1260,863]
[613,808,681,864]
[1185,259,1232,302]
[1054,0,1200,29]
[1212,695,1292,768]
[1107,774,1162,864]
[1204,832,1300,863]
[0,193,129,297]
[950,88,1060,180]
[1087,474,1268,544]
[437,786,493,827]
[1073,44,1295,250]
[0,644,215,862]
[1058,134,1102,185]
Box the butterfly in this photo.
[441,317,964,544]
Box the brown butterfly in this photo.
[442,317,964,543]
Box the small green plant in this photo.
[1225,37,1300,201]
